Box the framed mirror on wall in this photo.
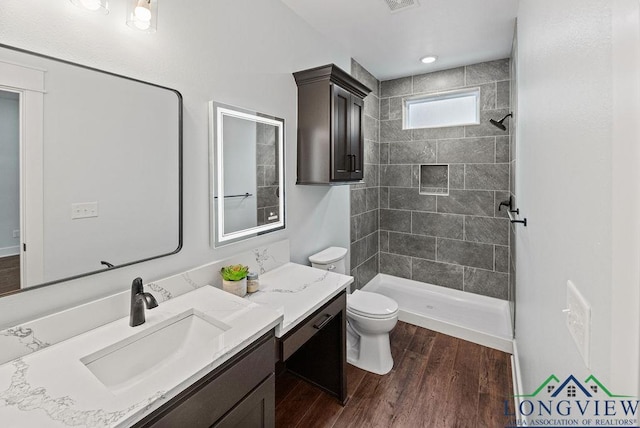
[0,43,182,298]
[209,101,285,247]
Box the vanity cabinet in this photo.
[278,291,347,404]
[294,64,371,184]
[133,331,275,428]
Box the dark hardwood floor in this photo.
[0,255,20,295]
[276,321,513,428]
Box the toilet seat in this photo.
[347,290,399,319]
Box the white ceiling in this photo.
[280,0,519,81]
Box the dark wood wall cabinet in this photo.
[294,64,371,185]
[133,331,276,428]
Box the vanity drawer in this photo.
[135,331,275,428]
[279,291,346,361]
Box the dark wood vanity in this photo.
[294,64,371,184]
[278,291,347,404]
[133,291,347,428]
[133,332,276,428]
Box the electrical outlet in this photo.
[566,280,591,367]
[71,202,99,220]
[12,230,20,239]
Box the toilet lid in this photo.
[348,290,399,319]
[309,247,348,264]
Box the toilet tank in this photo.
[308,247,348,275]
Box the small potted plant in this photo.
[220,264,249,297]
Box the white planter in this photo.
[222,278,247,297]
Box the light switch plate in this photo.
[566,280,591,367]
[71,202,99,220]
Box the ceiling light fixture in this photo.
[126,0,157,33]
[69,0,109,14]
[420,56,438,64]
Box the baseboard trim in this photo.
[510,339,526,425]
[0,246,19,258]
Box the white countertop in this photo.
[0,262,353,427]
[0,286,282,428]
[245,262,353,337]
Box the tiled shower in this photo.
[350,59,512,301]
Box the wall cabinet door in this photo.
[331,84,353,181]
[349,94,364,181]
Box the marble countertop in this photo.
[0,286,282,428]
[245,262,353,337]
[0,262,353,427]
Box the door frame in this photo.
[0,59,45,288]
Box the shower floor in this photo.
[362,273,513,353]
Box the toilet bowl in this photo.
[309,247,399,375]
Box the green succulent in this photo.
[220,264,249,281]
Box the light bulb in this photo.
[134,18,151,30]
[134,0,151,21]
[420,56,438,64]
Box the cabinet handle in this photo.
[346,154,354,172]
[313,314,334,330]
[352,154,357,172]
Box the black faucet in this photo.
[129,277,158,327]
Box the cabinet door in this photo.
[212,374,275,428]
[331,84,352,181]
[349,95,364,180]
[133,334,274,428]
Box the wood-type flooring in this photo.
[0,255,20,295]
[275,321,513,428]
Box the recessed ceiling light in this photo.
[420,56,438,64]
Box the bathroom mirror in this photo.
[0,44,182,297]
[209,101,285,247]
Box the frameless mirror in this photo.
[209,101,285,247]
[0,44,182,297]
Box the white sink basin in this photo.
[81,309,230,394]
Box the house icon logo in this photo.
[505,374,639,427]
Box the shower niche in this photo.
[419,164,449,196]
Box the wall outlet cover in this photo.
[566,280,591,368]
[71,202,99,220]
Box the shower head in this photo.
[489,113,513,131]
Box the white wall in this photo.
[0,93,20,256]
[28,54,180,281]
[516,0,640,395]
[611,0,640,395]
[0,0,351,327]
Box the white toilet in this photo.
[309,247,399,375]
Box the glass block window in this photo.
[404,88,480,129]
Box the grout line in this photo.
[463,215,466,241]
[493,245,497,272]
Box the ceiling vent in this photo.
[383,0,420,13]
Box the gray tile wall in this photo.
[256,122,279,225]
[378,59,511,300]
[350,59,380,289]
